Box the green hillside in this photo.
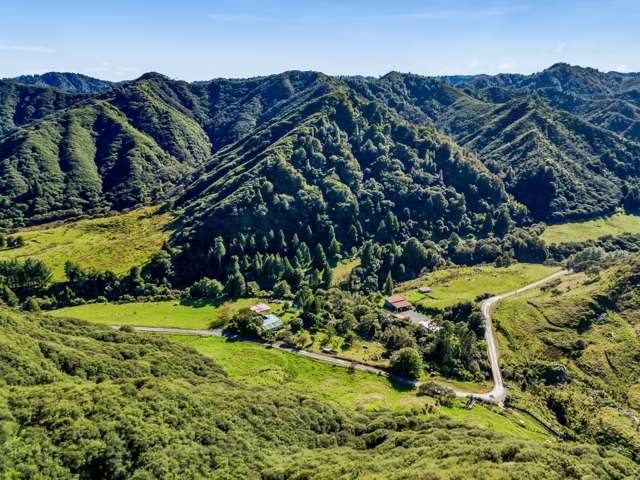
[494,257,640,456]
[0,307,636,478]
[0,207,172,280]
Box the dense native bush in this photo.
[0,307,637,479]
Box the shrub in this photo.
[189,277,224,300]
[390,347,423,380]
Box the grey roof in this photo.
[262,314,283,331]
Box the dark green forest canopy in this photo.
[1,64,639,229]
[0,307,637,479]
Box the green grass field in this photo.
[541,212,640,244]
[398,263,559,310]
[0,207,172,281]
[169,334,550,440]
[49,297,289,329]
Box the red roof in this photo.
[387,295,406,303]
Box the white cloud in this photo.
[554,42,568,54]
[497,63,511,71]
[0,44,56,53]
[613,64,631,72]
[469,59,480,68]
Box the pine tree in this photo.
[309,268,322,288]
[312,244,328,270]
[226,271,246,298]
[1,285,19,307]
[327,237,341,265]
[383,272,394,295]
[296,242,312,267]
[275,229,287,253]
[322,267,333,288]
[211,236,226,275]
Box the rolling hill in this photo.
[0,306,636,478]
[494,256,640,456]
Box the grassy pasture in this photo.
[0,207,172,280]
[540,212,640,244]
[397,263,559,310]
[49,297,298,329]
[169,334,550,440]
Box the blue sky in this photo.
[1,0,638,81]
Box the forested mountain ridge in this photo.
[347,66,640,221]
[0,80,84,137]
[1,64,639,228]
[170,85,518,286]
[7,71,114,93]
[0,71,346,227]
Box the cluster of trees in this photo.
[0,252,179,311]
[175,232,338,297]
[343,225,548,293]
[0,234,25,249]
[565,247,627,273]
[225,287,488,381]
[0,258,51,292]
[548,232,640,261]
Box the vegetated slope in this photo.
[190,70,339,150]
[541,212,640,244]
[0,207,172,280]
[0,72,352,227]
[348,68,640,221]
[0,80,84,137]
[170,86,518,284]
[450,99,640,220]
[0,99,190,226]
[0,307,636,479]
[2,64,639,227]
[8,72,114,93]
[495,257,640,457]
[451,63,640,152]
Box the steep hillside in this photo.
[171,87,516,284]
[8,72,113,93]
[352,67,640,220]
[495,257,640,457]
[0,307,637,478]
[451,99,640,220]
[0,99,191,226]
[0,80,84,137]
[191,70,338,150]
[0,72,353,227]
[2,64,639,227]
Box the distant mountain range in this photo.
[0,63,638,233]
[6,71,113,93]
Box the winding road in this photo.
[116,269,570,404]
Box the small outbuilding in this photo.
[250,303,270,314]
[418,287,432,294]
[262,314,283,331]
[384,295,412,312]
